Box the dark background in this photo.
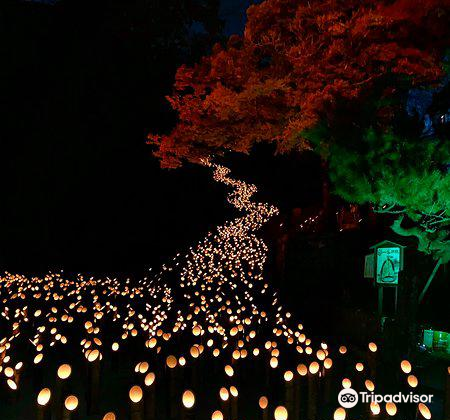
[0,0,313,275]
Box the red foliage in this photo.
[149,0,450,168]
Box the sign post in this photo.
[365,240,405,317]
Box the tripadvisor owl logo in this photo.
[338,388,434,409]
[338,388,359,408]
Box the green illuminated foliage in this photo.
[328,128,450,261]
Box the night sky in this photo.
[1,0,291,275]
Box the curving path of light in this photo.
[0,161,431,419]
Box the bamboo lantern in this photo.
[166,355,179,420]
[323,357,333,404]
[32,352,45,392]
[369,401,380,419]
[87,355,101,414]
[307,362,320,420]
[296,364,308,420]
[7,378,18,391]
[274,405,288,420]
[219,387,230,419]
[182,389,196,420]
[354,362,365,391]
[225,365,234,377]
[386,402,397,417]
[365,380,375,393]
[129,385,144,420]
[400,360,412,374]
[13,362,23,392]
[62,395,78,420]
[36,388,51,420]
[111,342,120,370]
[259,396,269,420]
[333,408,346,420]
[182,390,195,408]
[54,363,71,420]
[367,342,378,378]
[416,403,432,419]
[230,386,238,420]
[284,370,294,416]
[408,375,418,388]
[342,378,351,389]
[211,410,223,420]
[144,372,156,420]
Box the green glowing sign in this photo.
[376,247,400,285]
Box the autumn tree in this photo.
[150,0,450,166]
[149,0,450,258]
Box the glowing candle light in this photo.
[297,364,307,376]
[144,371,155,386]
[342,378,351,389]
[34,353,44,364]
[219,387,229,401]
[190,346,200,358]
[129,386,143,403]
[37,388,51,406]
[65,396,79,411]
[87,349,100,362]
[368,342,377,352]
[225,365,234,377]
[7,379,17,390]
[309,362,319,374]
[355,362,364,372]
[370,402,380,415]
[386,402,397,416]
[211,410,223,420]
[365,380,375,391]
[408,374,418,388]
[259,396,268,409]
[400,360,412,374]
[182,390,195,408]
[274,405,288,420]
[57,364,72,380]
[333,407,346,420]
[284,370,294,382]
[316,350,325,361]
[418,403,432,419]
[166,355,178,368]
[138,362,149,374]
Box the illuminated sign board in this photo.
[368,240,405,287]
[376,247,401,285]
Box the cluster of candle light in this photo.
[297,213,322,233]
[0,162,436,420]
